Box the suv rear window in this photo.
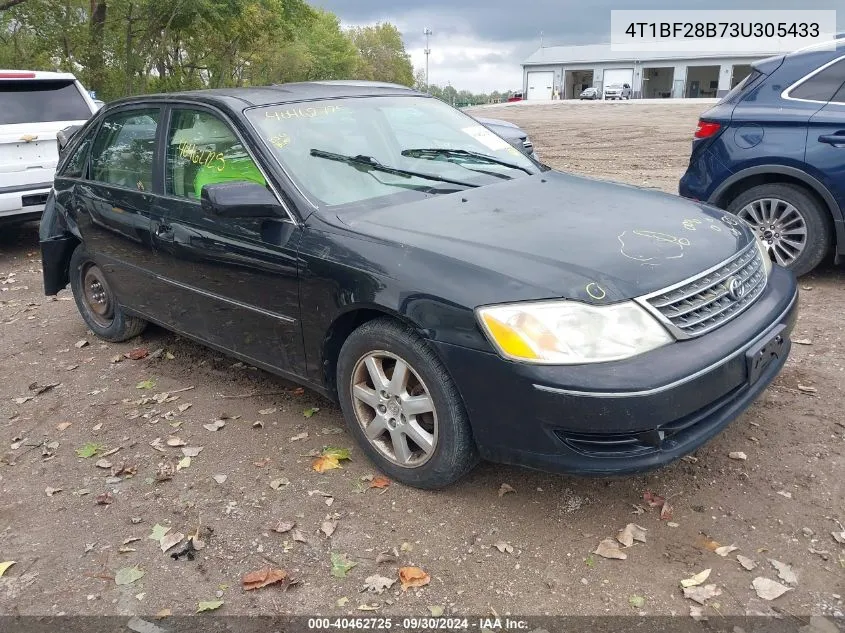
[0,79,91,124]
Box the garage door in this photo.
[602,68,633,97]
[526,71,554,100]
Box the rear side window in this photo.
[789,58,845,102]
[720,69,762,103]
[0,80,92,124]
[64,136,93,179]
[91,109,160,192]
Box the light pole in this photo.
[423,28,432,91]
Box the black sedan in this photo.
[40,81,797,489]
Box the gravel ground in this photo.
[0,100,843,622]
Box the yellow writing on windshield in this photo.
[178,142,226,172]
[270,133,291,149]
[264,104,342,120]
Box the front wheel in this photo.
[336,318,479,489]
[728,183,831,276]
[69,246,147,342]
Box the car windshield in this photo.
[607,84,622,89]
[245,95,539,208]
[0,79,91,124]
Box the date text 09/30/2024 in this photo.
[307,617,530,630]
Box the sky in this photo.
[312,1,844,93]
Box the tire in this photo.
[336,317,479,489]
[69,245,147,342]
[727,183,832,276]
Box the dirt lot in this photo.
[1,101,843,622]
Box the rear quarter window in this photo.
[0,79,92,124]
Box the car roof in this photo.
[107,80,420,110]
[0,69,78,80]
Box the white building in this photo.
[521,43,785,100]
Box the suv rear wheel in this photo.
[728,183,831,276]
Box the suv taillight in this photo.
[694,120,721,139]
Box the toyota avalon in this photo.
[40,81,797,488]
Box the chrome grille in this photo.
[641,244,767,338]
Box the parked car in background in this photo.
[0,70,98,224]
[475,116,536,158]
[42,81,796,488]
[604,83,631,100]
[507,92,523,102]
[579,87,600,100]
[680,39,845,276]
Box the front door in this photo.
[152,106,305,375]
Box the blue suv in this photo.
[680,39,845,276]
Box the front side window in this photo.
[90,109,160,192]
[789,58,845,102]
[166,109,266,200]
[245,96,539,208]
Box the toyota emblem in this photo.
[727,277,745,301]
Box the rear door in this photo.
[0,76,94,196]
[803,58,845,216]
[152,105,305,374]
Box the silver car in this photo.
[579,87,600,100]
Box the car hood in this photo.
[335,171,755,305]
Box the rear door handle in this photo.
[818,133,845,147]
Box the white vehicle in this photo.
[1,70,98,224]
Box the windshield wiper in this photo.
[310,149,479,189]
[401,148,534,175]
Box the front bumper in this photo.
[433,265,798,476]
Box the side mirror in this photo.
[57,125,82,155]
[200,182,283,219]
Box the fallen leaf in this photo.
[793,338,812,345]
[269,478,290,490]
[376,548,399,564]
[492,541,514,554]
[0,561,15,577]
[370,476,390,489]
[254,457,271,467]
[292,529,307,543]
[115,565,145,585]
[430,605,445,616]
[681,569,712,588]
[252,421,264,429]
[160,532,184,552]
[715,545,739,557]
[196,600,224,613]
[689,605,707,621]
[95,458,112,469]
[76,442,104,458]
[136,379,157,390]
[729,451,747,461]
[150,438,166,452]
[330,552,357,578]
[400,542,412,552]
[768,559,798,584]
[777,490,793,499]
[176,456,191,471]
[321,519,338,538]
[752,577,791,601]
[683,584,721,605]
[337,597,349,607]
[271,521,295,534]
[75,339,89,348]
[643,491,665,507]
[498,483,516,497]
[831,531,845,545]
[357,604,380,612]
[594,537,627,560]
[698,536,721,552]
[126,348,149,360]
[45,487,62,497]
[363,574,395,594]
[56,422,72,431]
[181,446,203,457]
[258,407,277,415]
[203,421,225,432]
[797,384,817,394]
[149,524,170,541]
[399,566,430,590]
[617,524,647,547]
[660,500,673,521]
[290,432,308,442]
[213,474,227,484]
[177,403,192,413]
[303,407,320,418]
[628,595,645,609]
[95,492,113,505]
[242,567,288,591]
[13,396,33,405]
[165,437,186,447]
[292,387,305,396]
[312,447,351,472]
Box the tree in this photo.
[349,23,413,87]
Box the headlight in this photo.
[755,236,773,276]
[476,300,673,365]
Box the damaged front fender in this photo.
[39,190,79,296]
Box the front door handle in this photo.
[818,133,845,147]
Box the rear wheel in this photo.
[69,246,147,342]
[728,183,831,276]
[336,318,478,489]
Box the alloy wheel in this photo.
[81,263,115,328]
[349,351,437,468]
[736,197,807,267]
